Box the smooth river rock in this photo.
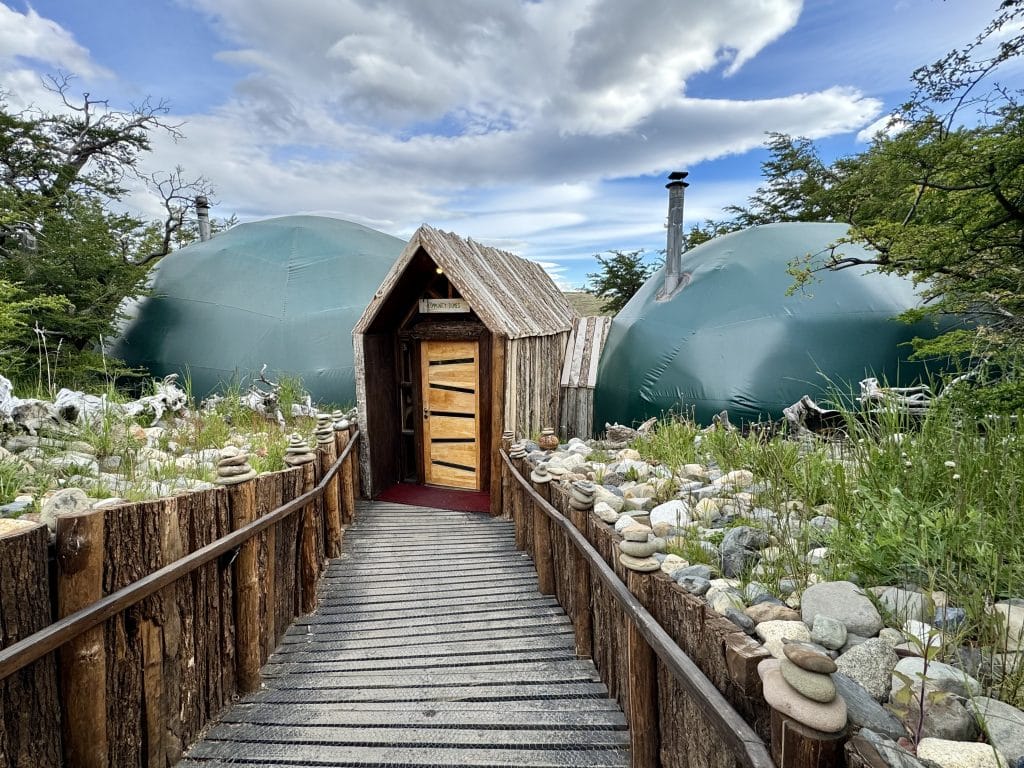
[758,658,847,733]
[916,738,1007,768]
[745,602,801,625]
[755,620,811,659]
[968,696,1024,766]
[811,613,848,650]
[835,638,899,702]
[834,672,907,740]
[892,657,982,700]
[802,580,884,637]
[779,658,836,703]
[783,640,837,674]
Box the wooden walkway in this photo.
[179,501,630,767]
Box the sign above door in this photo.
[419,298,470,314]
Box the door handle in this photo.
[423,408,429,421]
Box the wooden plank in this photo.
[183,742,627,767]
[223,702,625,727]
[586,316,611,388]
[424,404,479,434]
[206,721,628,746]
[568,317,589,386]
[426,387,476,411]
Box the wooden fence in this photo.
[0,427,360,768]
[501,449,780,768]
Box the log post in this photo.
[336,429,355,526]
[529,464,555,596]
[143,498,186,766]
[55,509,108,768]
[567,481,595,659]
[227,481,261,694]
[508,444,528,550]
[348,423,362,499]
[626,569,658,768]
[318,435,342,558]
[297,462,320,615]
[770,709,845,768]
[488,337,506,517]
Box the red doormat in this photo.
[376,483,491,513]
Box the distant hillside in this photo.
[563,291,611,316]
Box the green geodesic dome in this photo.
[594,222,946,428]
[111,216,404,405]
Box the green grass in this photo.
[0,459,29,506]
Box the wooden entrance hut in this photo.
[353,225,576,509]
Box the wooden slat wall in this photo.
[355,333,399,497]
[558,316,611,439]
[504,332,569,440]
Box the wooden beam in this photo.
[489,334,506,516]
[229,482,261,694]
[319,439,342,558]
[770,708,845,768]
[56,510,108,768]
[530,477,556,596]
[626,569,658,768]
[298,463,320,615]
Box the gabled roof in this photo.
[354,224,576,339]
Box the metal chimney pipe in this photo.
[662,171,689,296]
[195,195,211,242]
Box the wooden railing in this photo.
[501,449,776,768]
[0,427,359,768]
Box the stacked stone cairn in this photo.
[315,413,334,446]
[331,409,349,431]
[529,462,552,485]
[569,480,595,511]
[618,523,665,573]
[283,434,316,467]
[757,639,848,735]
[215,446,256,485]
[508,441,528,461]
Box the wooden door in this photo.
[421,340,480,490]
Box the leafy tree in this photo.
[0,76,215,385]
[728,2,1024,410]
[0,279,69,373]
[586,249,657,314]
[726,133,840,226]
[682,218,741,251]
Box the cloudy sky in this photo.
[0,0,1005,286]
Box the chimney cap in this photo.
[666,170,689,189]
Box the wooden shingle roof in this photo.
[354,224,576,339]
